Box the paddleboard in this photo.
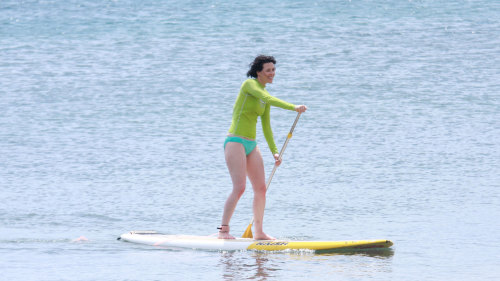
[118,231,393,252]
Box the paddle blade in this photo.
[242,223,253,238]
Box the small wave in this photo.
[0,238,73,244]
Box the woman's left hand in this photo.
[274,154,282,166]
[295,105,308,113]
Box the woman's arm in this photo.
[242,80,296,110]
[261,104,279,155]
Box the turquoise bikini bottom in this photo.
[224,136,257,155]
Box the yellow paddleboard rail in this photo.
[246,239,393,251]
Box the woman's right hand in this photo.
[295,105,307,113]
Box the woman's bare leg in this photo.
[219,142,247,239]
[246,146,275,240]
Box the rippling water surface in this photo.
[1,0,499,280]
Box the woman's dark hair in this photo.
[247,55,276,78]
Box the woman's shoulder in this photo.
[241,78,264,91]
[241,78,257,86]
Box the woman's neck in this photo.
[256,77,266,87]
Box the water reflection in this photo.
[218,249,394,280]
[219,251,278,281]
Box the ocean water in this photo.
[1,0,499,280]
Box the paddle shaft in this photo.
[250,112,301,225]
[266,112,301,189]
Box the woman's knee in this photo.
[232,184,246,198]
[253,184,267,197]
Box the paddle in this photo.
[242,112,302,238]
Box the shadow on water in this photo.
[314,247,395,258]
[245,247,395,258]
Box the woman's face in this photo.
[257,62,275,85]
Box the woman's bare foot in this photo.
[253,232,275,240]
[217,225,235,239]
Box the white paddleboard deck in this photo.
[119,231,393,252]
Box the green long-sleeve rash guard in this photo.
[228,79,296,155]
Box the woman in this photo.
[218,55,307,240]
